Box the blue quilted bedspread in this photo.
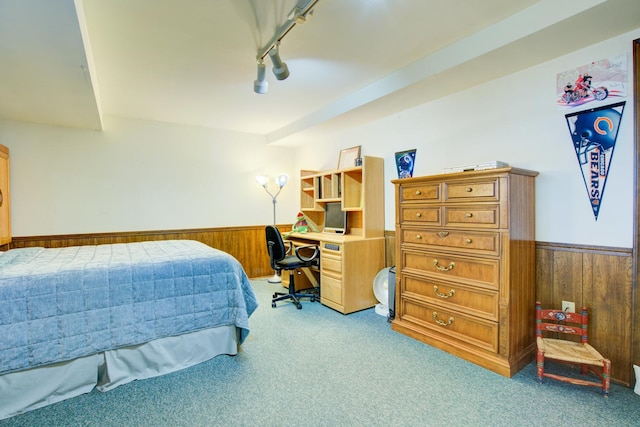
[0,240,258,375]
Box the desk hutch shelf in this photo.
[284,156,385,314]
[299,156,383,238]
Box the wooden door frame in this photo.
[633,38,639,372]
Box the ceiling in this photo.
[1,0,639,146]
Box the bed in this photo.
[0,239,258,420]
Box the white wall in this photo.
[293,28,640,248]
[2,29,638,247]
[0,116,299,235]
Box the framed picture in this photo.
[395,149,416,178]
[337,146,361,169]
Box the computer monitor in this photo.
[323,202,347,234]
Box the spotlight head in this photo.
[253,62,268,94]
[269,47,289,80]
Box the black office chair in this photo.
[265,225,320,309]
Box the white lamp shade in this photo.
[255,175,268,186]
[277,174,289,187]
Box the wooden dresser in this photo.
[392,167,538,377]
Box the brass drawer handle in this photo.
[465,212,473,218]
[416,234,422,240]
[433,259,455,271]
[434,285,455,299]
[466,187,473,192]
[437,231,449,238]
[416,212,422,218]
[415,190,422,195]
[433,312,454,326]
[465,238,472,244]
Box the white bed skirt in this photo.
[0,325,239,420]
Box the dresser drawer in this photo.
[444,178,499,202]
[402,249,499,290]
[321,273,342,305]
[400,183,441,202]
[400,206,441,224]
[402,275,498,321]
[402,229,499,255]
[400,299,499,353]
[443,205,500,228]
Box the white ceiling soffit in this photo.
[0,0,102,130]
[0,0,638,144]
[268,0,640,145]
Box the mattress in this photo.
[0,240,258,375]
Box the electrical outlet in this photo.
[562,300,575,313]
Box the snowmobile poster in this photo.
[556,54,627,109]
[565,102,625,220]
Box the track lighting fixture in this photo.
[252,0,319,94]
[253,61,268,94]
[269,45,289,81]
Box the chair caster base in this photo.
[271,292,315,309]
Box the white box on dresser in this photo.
[391,167,538,377]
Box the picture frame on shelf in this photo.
[337,146,361,169]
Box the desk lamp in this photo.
[256,173,289,283]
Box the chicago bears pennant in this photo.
[565,101,625,220]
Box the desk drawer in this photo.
[321,242,343,255]
[321,273,342,305]
[321,255,342,274]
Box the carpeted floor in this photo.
[2,278,639,426]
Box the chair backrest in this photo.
[265,225,286,268]
[535,301,589,344]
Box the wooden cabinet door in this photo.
[0,145,10,246]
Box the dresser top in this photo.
[391,166,538,185]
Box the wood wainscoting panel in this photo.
[536,242,633,385]
[554,250,583,309]
[8,228,636,385]
[385,230,395,267]
[9,225,278,279]
[583,252,633,386]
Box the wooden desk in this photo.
[286,232,384,314]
